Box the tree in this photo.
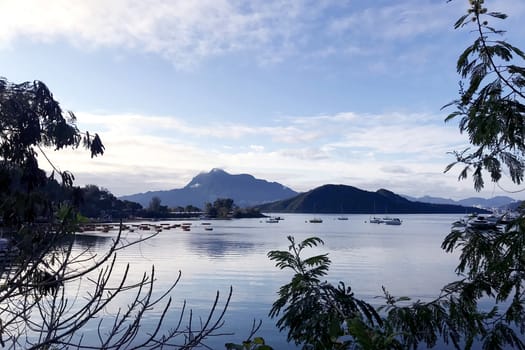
[79,184,143,219]
[444,0,525,190]
[148,196,162,212]
[437,1,525,347]
[0,77,230,349]
[185,204,201,213]
[268,237,389,350]
[205,198,236,218]
[267,1,525,349]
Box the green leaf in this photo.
[487,12,508,20]
[253,337,265,345]
[454,13,470,29]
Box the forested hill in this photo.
[256,184,490,214]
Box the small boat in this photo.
[383,217,402,225]
[266,219,279,223]
[204,227,213,231]
[369,217,382,224]
[468,215,498,230]
[309,218,323,223]
[337,217,349,221]
[500,212,520,224]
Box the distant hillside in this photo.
[403,194,519,209]
[119,168,297,209]
[257,184,489,214]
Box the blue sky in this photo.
[1,0,524,200]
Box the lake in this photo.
[71,213,464,349]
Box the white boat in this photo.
[468,215,498,230]
[337,216,349,221]
[369,217,382,224]
[383,217,402,225]
[500,212,520,224]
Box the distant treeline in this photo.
[55,183,264,220]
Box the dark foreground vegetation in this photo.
[234,1,525,348]
[0,77,231,348]
[1,1,524,349]
[260,1,524,349]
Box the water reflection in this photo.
[73,233,112,249]
[69,214,460,350]
[188,235,256,258]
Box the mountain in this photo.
[403,194,519,209]
[119,168,298,209]
[256,184,490,214]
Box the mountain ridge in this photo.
[120,169,520,212]
[403,194,519,209]
[256,184,490,214]
[119,168,298,208]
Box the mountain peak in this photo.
[120,169,297,209]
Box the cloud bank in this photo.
[2,0,507,69]
[37,109,499,200]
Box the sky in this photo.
[1,0,525,200]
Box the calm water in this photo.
[71,213,463,349]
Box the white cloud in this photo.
[329,1,460,40]
[34,109,495,200]
[249,145,265,152]
[2,0,522,72]
[0,0,320,68]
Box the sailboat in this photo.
[308,203,323,223]
[369,201,382,223]
[337,204,348,220]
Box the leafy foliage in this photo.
[0,77,230,349]
[443,0,525,190]
[79,184,143,219]
[266,4,525,349]
[225,337,273,350]
[226,321,274,350]
[439,1,525,347]
[205,197,236,218]
[268,236,394,350]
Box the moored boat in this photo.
[369,217,382,224]
[383,217,402,225]
[468,215,498,230]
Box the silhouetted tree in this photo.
[0,77,230,349]
[267,1,525,349]
[205,198,236,218]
